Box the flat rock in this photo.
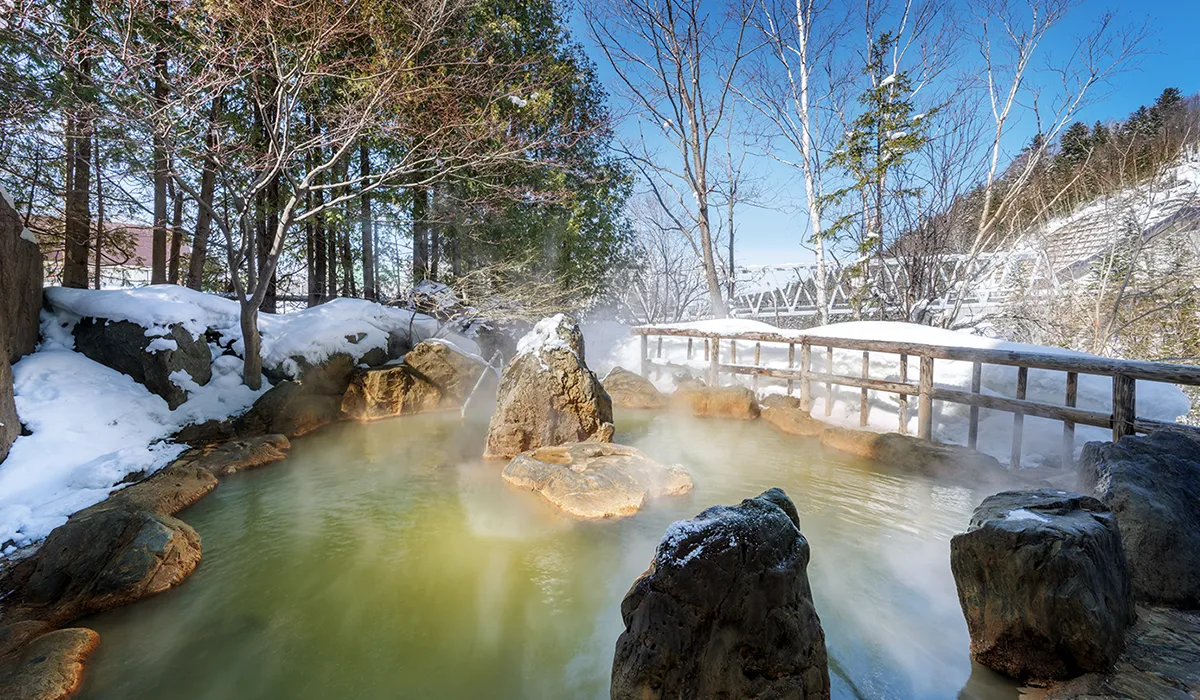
[821,427,1009,482]
[602,367,666,409]
[235,380,341,438]
[502,442,692,518]
[612,488,830,699]
[341,341,487,420]
[484,315,614,459]
[950,489,1134,682]
[760,394,824,436]
[73,318,211,409]
[172,434,290,478]
[1079,429,1200,608]
[672,383,759,420]
[0,628,98,700]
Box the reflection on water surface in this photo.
[79,410,1020,700]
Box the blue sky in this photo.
[570,0,1200,266]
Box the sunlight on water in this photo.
[78,411,1021,700]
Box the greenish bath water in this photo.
[78,411,1021,700]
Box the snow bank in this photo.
[1,287,479,552]
[589,319,1191,468]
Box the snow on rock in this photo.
[516,314,576,358]
[590,319,1191,468]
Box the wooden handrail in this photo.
[632,325,1200,468]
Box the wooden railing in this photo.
[631,326,1200,468]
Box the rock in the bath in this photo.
[602,366,666,409]
[0,627,98,700]
[502,442,692,518]
[821,427,1009,482]
[171,434,291,478]
[484,314,614,459]
[341,341,487,420]
[760,394,824,436]
[235,380,341,438]
[1079,429,1200,608]
[72,318,212,409]
[23,501,202,619]
[268,345,390,396]
[612,488,830,699]
[672,382,760,420]
[950,489,1134,682]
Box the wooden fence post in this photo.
[825,346,834,417]
[800,341,812,411]
[639,334,648,378]
[709,338,720,386]
[1063,371,1078,468]
[918,355,933,440]
[898,354,908,434]
[1112,374,1135,441]
[860,351,870,426]
[968,361,982,450]
[1011,366,1028,469]
[655,336,664,380]
[753,343,762,392]
[787,343,796,396]
[687,338,693,360]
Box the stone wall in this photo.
[1,185,44,463]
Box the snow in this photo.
[1004,508,1050,523]
[588,319,1191,468]
[507,94,528,108]
[19,228,36,244]
[880,73,897,87]
[0,182,14,210]
[1,287,481,553]
[516,314,576,365]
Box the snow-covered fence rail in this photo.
[631,326,1200,468]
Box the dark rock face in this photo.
[73,319,211,409]
[270,347,389,396]
[235,380,341,438]
[0,189,42,364]
[23,503,201,618]
[602,367,666,409]
[341,341,487,420]
[612,488,830,700]
[0,188,42,464]
[1079,429,1200,608]
[484,315,613,459]
[950,489,1135,682]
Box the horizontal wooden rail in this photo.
[632,325,1200,468]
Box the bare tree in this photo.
[617,195,710,323]
[585,0,758,318]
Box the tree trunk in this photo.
[186,94,222,291]
[327,218,339,297]
[93,128,104,289]
[240,301,262,390]
[314,168,328,303]
[360,142,375,300]
[263,173,280,312]
[340,158,355,297]
[167,175,183,284]
[412,181,429,284]
[151,18,168,285]
[62,0,93,289]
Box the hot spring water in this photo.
[77,411,1022,699]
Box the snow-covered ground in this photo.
[1,286,470,553]
[585,318,1191,468]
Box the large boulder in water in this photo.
[483,315,613,459]
[612,488,830,699]
[760,394,824,436]
[72,318,211,409]
[821,427,1009,483]
[0,627,98,700]
[950,489,1134,682]
[235,380,341,438]
[341,340,488,420]
[602,367,666,409]
[1079,429,1200,608]
[502,442,692,518]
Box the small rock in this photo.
[0,628,98,700]
[502,442,692,518]
[612,488,830,699]
[950,489,1135,682]
[820,428,1009,482]
[341,341,487,420]
[602,367,666,409]
[1079,429,1200,608]
[484,315,613,459]
[760,394,824,436]
[672,383,759,420]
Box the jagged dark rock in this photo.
[72,319,211,409]
[612,488,830,699]
[1079,429,1200,608]
[950,489,1135,682]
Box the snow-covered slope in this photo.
[589,319,1191,469]
[0,287,474,552]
